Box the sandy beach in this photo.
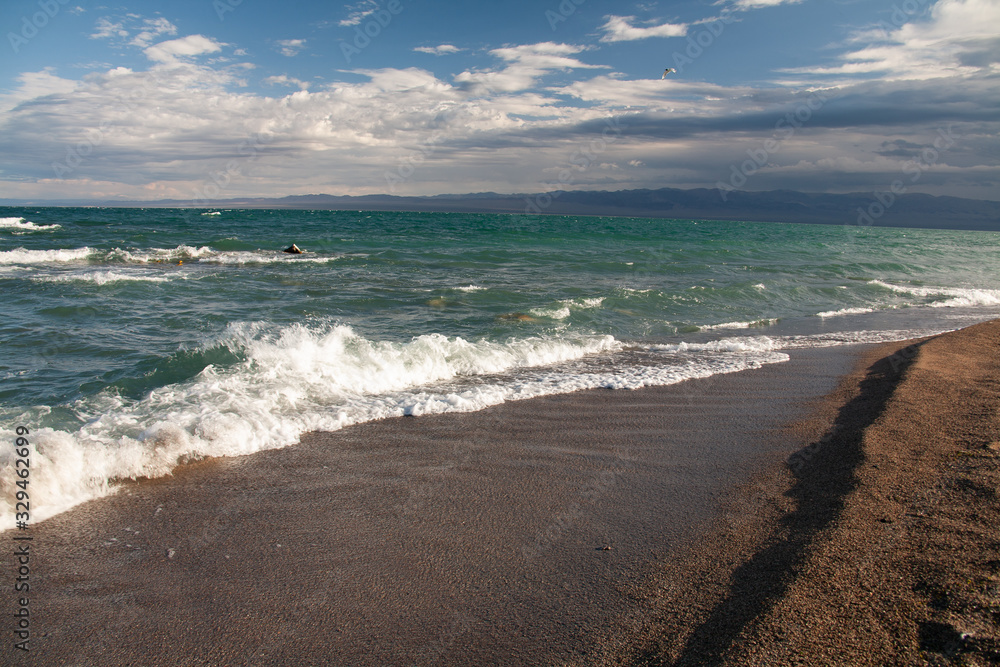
[3,321,999,666]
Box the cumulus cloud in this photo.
[598,15,688,42]
[2,5,999,202]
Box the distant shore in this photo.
[3,323,998,665]
[3,186,1000,230]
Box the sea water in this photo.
[2,207,999,527]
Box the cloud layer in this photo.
[1,0,997,201]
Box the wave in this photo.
[530,297,604,320]
[816,307,876,318]
[868,280,1000,309]
[0,217,61,232]
[0,244,342,267]
[0,317,962,530]
[645,328,951,354]
[0,247,94,265]
[0,323,619,529]
[701,318,779,330]
[33,270,177,285]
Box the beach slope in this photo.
[2,322,998,665]
[622,319,1000,666]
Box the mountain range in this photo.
[3,188,999,231]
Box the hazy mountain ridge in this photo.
[3,188,998,231]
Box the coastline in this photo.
[2,322,998,665]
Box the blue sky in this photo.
[1,0,998,201]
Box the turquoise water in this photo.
[2,207,999,527]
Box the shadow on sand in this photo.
[634,342,927,667]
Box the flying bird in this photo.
[662,68,676,79]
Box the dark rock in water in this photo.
[283,244,303,254]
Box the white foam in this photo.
[454,285,485,292]
[702,318,778,330]
[198,251,336,265]
[531,306,572,319]
[33,270,175,285]
[816,307,876,318]
[0,247,94,265]
[530,297,604,319]
[0,323,621,529]
[868,280,1000,309]
[0,244,339,268]
[105,245,216,263]
[0,319,964,530]
[647,327,952,355]
[0,217,61,232]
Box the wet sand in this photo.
[3,321,999,665]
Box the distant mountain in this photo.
[3,188,998,231]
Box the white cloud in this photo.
[732,0,804,9]
[144,35,224,64]
[415,44,462,55]
[90,18,128,40]
[339,0,380,26]
[263,75,310,90]
[130,18,178,48]
[90,14,178,47]
[456,42,606,92]
[783,0,1000,80]
[1,24,998,201]
[0,69,78,113]
[275,39,306,57]
[598,15,688,42]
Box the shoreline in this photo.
[610,319,1000,666]
[2,324,998,664]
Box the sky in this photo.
[0,0,998,202]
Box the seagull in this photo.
[662,68,676,79]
